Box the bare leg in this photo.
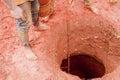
[31,0,50,30]
[17,2,37,60]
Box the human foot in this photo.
[34,22,50,31]
[24,47,38,60]
[32,13,50,31]
[84,0,98,14]
[41,16,50,22]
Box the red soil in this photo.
[1,0,120,80]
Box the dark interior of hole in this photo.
[61,55,105,79]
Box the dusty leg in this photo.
[17,2,37,60]
[31,0,50,30]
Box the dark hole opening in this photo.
[61,54,105,80]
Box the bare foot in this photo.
[34,23,50,31]
[24,47,38,60]
[39,23,50,30]
[41,16,50,22]
[84,0,98,14]
[89,6,99,14]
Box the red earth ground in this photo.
[1,0,120,80]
